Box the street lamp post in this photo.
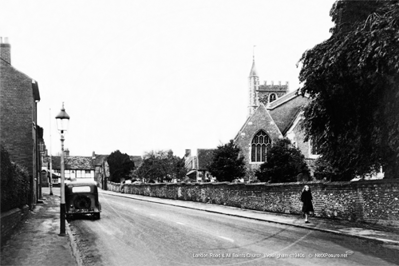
[55,103,70,236]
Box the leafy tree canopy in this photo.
[255,138,309,183]
[298,0,399,179]
[107,150,135,182]
[207,140,246,182]
[136,150,186,183]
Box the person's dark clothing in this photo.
[301,190,314,214]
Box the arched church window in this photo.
[251,130,271,162]
[269,93,277,103]
[310,137,320,155]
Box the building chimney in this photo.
[185,149,191,157]
[0,37,11,64]
[64,149,70,157]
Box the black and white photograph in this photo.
[1,0,399,265]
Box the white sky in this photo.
[1,0,335,157]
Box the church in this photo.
[234,57,319,178]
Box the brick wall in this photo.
[0,61,36,176]
[109,179,399,228]
[1,205,30,239]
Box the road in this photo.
[67,190,399,266]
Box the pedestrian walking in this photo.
[300,185,314,223]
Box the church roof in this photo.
[268,90,309,135]
[267,89,298,109]
[234,103,283,141]
[249,58,258,77]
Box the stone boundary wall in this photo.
[1,205,30,239]
[107,180,399,228]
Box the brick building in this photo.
[235,58,318,178]
[184,149,215,182]
[0,37,42,207]
[92,152,110,189]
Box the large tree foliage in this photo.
[136,150,186,183]
[107,150,135,182]
[255,138,309,183]
[298,1,399,179]
[207,140,246,182]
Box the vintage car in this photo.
[65,180,101,220]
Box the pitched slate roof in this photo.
[44,154,143,170]
[268,89,298,109]
[43,156,94,170]
[93,154,108,166]
[197,149,215,170]
[268,90,309,135]
[65,156,93,170]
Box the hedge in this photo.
[1,144,30,213]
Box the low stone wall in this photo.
[107,179,399,228]
[1,205,30,239]
[107,182,121,192]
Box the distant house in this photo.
[184,149,215,182]
[43,151,143,187]
[43,150,95,183]
[0,37,43,207]
[92,152,109,189]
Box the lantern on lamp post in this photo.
[55,103,70,236]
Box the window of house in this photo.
[85,170,91,174]
[269,93,277,103]
[251,130,271,163]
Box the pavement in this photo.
[2,188,399,266]
[0,190,79,266]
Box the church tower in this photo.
[248,57,259,116]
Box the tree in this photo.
[298,1,399,179]
[313,156,339,181]
[255,138,309,183]
[136,150,187,183]
[107,150,135,182]
[207,140,246,182]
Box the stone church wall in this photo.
[235,105,282,172]
[109,179,399,228]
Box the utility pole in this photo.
[49,108,53,195]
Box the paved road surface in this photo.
[68,191,399,266]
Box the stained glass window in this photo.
[251,130,271,162]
